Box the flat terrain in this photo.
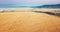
[0,12,60,32]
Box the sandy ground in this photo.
[0,12,60,32]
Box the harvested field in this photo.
[0,12,60,32]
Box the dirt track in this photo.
[0,12,60,32]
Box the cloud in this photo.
[0,0,60,5]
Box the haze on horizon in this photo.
[0,0,60,6]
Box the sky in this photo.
[0,0,60,6]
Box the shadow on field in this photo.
[33,11,60,17]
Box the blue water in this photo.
[0,5,35,8]
[0,5,60,8]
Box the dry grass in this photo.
[0,12,60,32]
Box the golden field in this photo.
[0,12,60,32]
